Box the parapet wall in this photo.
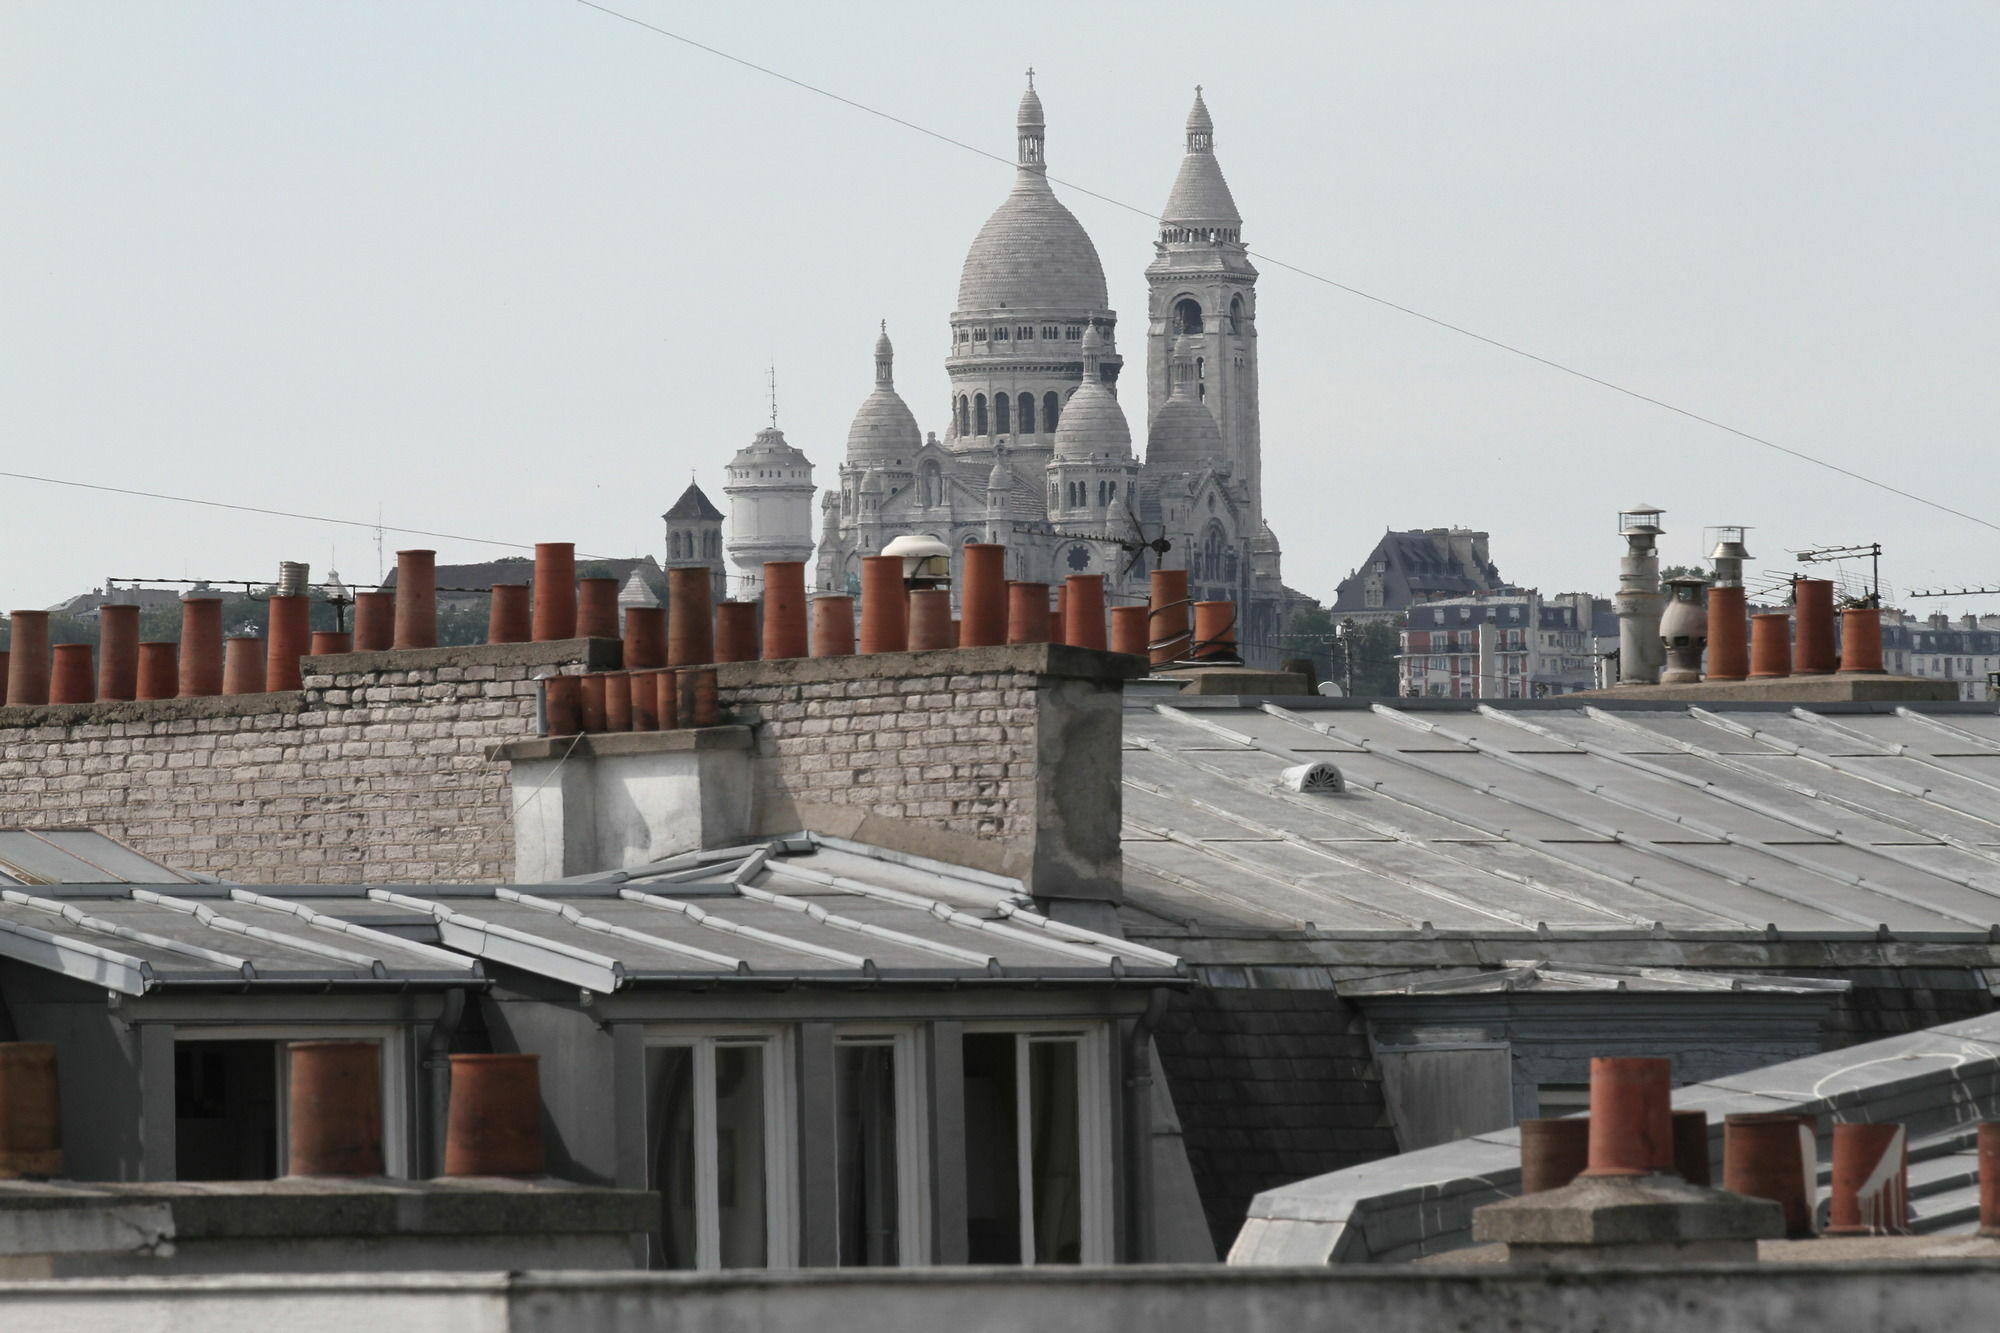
[0,639,1135,894]
[0,641,611,884]
[717,644,1137,900]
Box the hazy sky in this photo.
[6,2,1997,615]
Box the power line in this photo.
[0,468,623,563]
[571,0,2000,540]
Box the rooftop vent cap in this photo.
[1279,761,1344,795]
[881,533,951,587]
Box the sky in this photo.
[5,1,1998,616]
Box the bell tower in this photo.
[1145,88,1261,539]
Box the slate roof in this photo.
[1229,1008,2000,1265]
[379,557,665,598]
[664,483,724,522]
[1329,530,1508,617]
[1118,698,2000,940]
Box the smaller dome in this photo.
[1018,85,1044,129]
[1147,385,1225,473]
[1054,383,1132,461]
[845,328,920,464]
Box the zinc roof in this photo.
[1122,700,2000,939]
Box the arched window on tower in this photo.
[1229,295,1244,335]
[1043,391,1060,432]
[669,532,681,561]
[1202,522,1228,585]
[974,394,988,436]
[995,393,1010,435]
[958,396,970,437]
[1174,298,1203,335]
[1019,393,1035,435]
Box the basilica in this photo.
[718,79,1300,663]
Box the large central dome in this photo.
[956,176,1109,313]
[955,85,1108,313]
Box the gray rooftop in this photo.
[1230,1007,2000,1265]
[1119,699,2000,942]
[0,837,1182,996]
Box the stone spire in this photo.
[1017,73,1046,173]
[1161,86,1241,233]
[873,320,894,389]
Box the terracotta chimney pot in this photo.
[1192,601,1239,660]
[908,588,954,651]
[1518,1117,1591,1195]
[959,544,1008,647]
[1838,607,1885,674]
[443,1054,546,1178]
[393,550,437,650]
[1749,612,1792,678]
[177,597,224,697]
[1826,1122,1909,1236]
[0,1042,64,1179]
[97,604,139,701]
[353,591,395,652]
[5,610,51,706]
[1065,576,1107,651]
[1148,570,1192,665]
[542,675,582,736]
[761,562,809,660]
[135,642,179,700]
[1110,605,1149,658]
[1723,1112,1819,1238]
[812,596,855,657]
[576,576,621,641]
[488,584,532,644]
[603,671,633,732]
[48,644,95,705]
[578,674,608,733]
[666,567,715,666]
[1005,581,1051,645]
[623,606,667,671]
[265,593,311,692]
[309,630,353,656]
[859,557,908,654]
[1581,1056,1673,1176]
[223,636,266,695]
[1792,578,1837,675]
[533,544,578,641]
[1704,586,1749,682]
[714,600,759,662]
[286,1040,384,1177]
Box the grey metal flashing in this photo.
[756,858,1142,970]
[1688,706,2000,832]
[730,879,1003,971]
[1383,708,2000,930]
[1787,707,2000,798]
[225,889,482,975]
[806,832,1026,894]
[1576,706,2000,863]
[130,889,399,977]
[1894,707,2000,752]
[494,888,753,974]
[0,913,155,995]
[613,886,874,971]
[2,889,253,976]
[369,889,628,993]
[1250,705,1868,931]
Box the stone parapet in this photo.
[0,641,605,884]
[715,644,1138,903]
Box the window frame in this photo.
[643,1024,798,1271]
[960,1020,1113,1265]
[831,1024,931,1266]
[172,1023,410,1179]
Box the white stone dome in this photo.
[845,326,921,464]
[846,390,920,462]
[956,176,1108,313]
[1054,331,1131,460]
[1147,390,1225,473]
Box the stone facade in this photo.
[716,644,1135,903]
[0,641,614,885]
[797,84,1304,665]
